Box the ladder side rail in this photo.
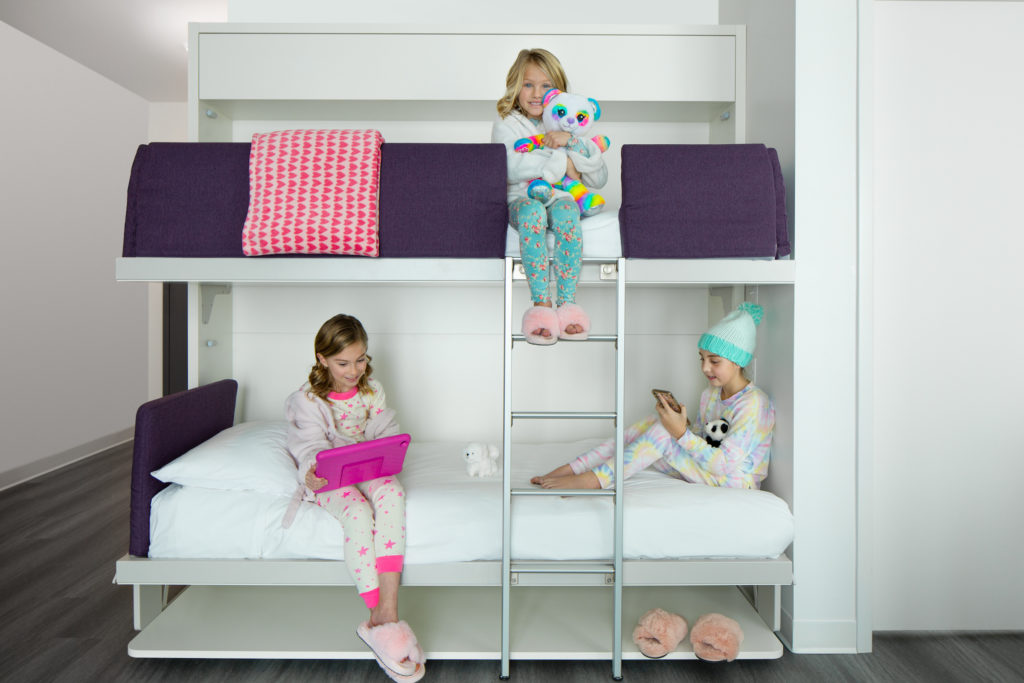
[501,256,514,679]
[612,257,626,679]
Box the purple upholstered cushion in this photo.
[122,142,509,259]
[378,143,508,257]
[123,143,251,257]
[766,147,792,258]
[619,144,790,259]
[129,379,238,557]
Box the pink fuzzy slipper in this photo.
[522,305,559,345]
[689,613,744,662]
[632,608,688,658]
[357,620,426,681]
[556,303,590,340]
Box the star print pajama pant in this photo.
[510,197,583,306]
[569,415,717,489]
[316,475,406,608]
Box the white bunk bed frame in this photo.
[113,23,796,675]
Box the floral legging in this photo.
[316,475,406,609]
[510,197,583,305]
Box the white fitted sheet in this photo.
[505,211,622,258]
[150,431,793,563]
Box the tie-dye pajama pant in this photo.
[316,475,406,609]
[510,197,583,306]
[569,415,719,488]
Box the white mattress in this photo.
[150,429,793,563]
[505,211,622,258]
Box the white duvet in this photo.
[150,433,793,563]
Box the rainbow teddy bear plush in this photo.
[514,89,610,217]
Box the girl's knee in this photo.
[340,499,374,527]
[511,198,547,229]
[549,199,581,223]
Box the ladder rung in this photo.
[512,411,616,421]
[511,487,614,497]
[511,562,614,575]
[511,334,617,343]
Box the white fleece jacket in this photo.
[491,110,609,206]
[284,379,401,498]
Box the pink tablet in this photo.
[314,434,411,492]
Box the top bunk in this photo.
[115,23,795,286]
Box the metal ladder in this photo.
[500,256,626,680]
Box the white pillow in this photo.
[151,420,298,496]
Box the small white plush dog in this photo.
[463,442,501,477]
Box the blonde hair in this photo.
[496,48,569,118]
[308,314,374,401]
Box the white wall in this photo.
[872,1,1024,630]
[718,0,796,251]
[0,21,151,487]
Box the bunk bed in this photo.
[113,23,797,675]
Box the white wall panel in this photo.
[787,0,859,653]
[230,284,718,444]
[227,0,719,25]
[200,32,736,105]
[872,1,1024,630]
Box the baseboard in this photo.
[0,428,133,492]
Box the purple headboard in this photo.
[122,142,509,259]
[129,379,238,557]
[619,143,791,259]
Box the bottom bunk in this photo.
[116,379,793,662]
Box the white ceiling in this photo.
[0,0,227,102]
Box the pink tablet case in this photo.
[314,434,411,492]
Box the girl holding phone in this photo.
[531,303,775,490]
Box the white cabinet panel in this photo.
[198,32,735,103]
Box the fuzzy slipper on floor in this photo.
[522,305,559,345]
[632,608,688,658]
[556,303,590,340]
[357,620,426,682]
[689,613,744,662]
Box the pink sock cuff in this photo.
[376,555,404,574]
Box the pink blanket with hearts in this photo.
[242,129,384,256]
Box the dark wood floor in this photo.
[2,445,1022,683]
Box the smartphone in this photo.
[652,389,682,413]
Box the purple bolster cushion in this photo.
[129,379,237,557]
[123,142,509,258]
[619,144,791,259]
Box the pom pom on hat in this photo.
[698,302,763,368]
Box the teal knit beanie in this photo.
[698,302,763,368]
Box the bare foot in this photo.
[531,463,573,485]
[535,471,601,490]
[369,604,398,627]
[564,323,583,335]
[531,301,554,337]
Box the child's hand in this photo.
[545,130,572,149]
[305,466,328,492]
[655,395,688,440]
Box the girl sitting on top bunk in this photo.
[492,47,609,345]
[532,303,775,490]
